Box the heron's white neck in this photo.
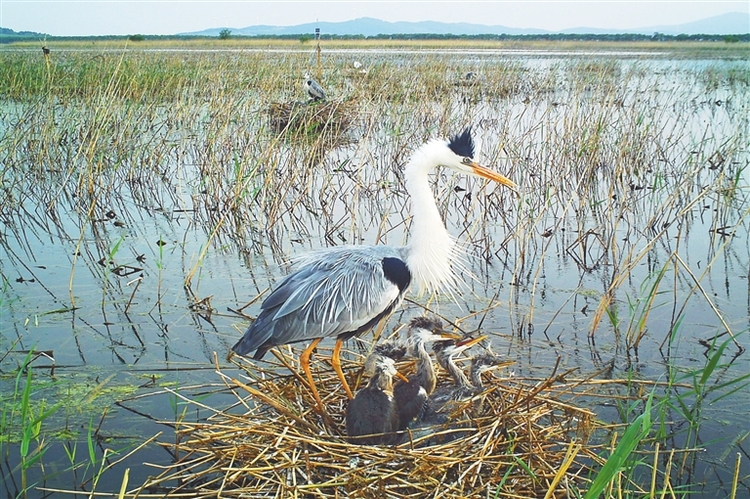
[403,141,456,296]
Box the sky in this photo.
[1,1,748,37]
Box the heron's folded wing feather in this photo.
[262,246,406,346]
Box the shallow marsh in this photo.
[1,43,749,497]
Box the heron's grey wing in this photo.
[232,246,411,358]
[311,80,326,99]
[305,78,326,100]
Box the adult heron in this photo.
[303,75,326,101]
[230,127,517,410]
[345,354,400,445]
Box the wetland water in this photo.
[1,47,749,497]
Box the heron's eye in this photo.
[462,157,472,165]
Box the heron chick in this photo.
[346,354,399,445]
[393,317,461,431]
[430,335,489,406]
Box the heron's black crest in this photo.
[382,257,411,292]
[448,127,474,159]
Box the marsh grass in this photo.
[1,43,748,496]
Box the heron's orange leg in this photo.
[332,338,355,399]
[300,337,324,410]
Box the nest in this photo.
[142,348,608,498]
[267,99,356,136]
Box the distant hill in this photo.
[186,17,546,37]
[183,12,749,37]
[0,27,47,39]
[638,12,750,35]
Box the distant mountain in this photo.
[183,12,749,37]
[638,12,749,35]
[183,17,545,37]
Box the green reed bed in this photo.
[1,45,748,497]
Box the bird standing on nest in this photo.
[230,127,517,412]
[303,75,326,101]
[346,354,400,445]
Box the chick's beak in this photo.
[469,161,517,191]
[435,328,463,341]
[456,334,489,349]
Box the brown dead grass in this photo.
[130,348,613,498]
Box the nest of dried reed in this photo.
[142,348,607,498]
[268,99,357,136]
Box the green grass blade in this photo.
[584,394,654,499]
[699,337,729,387]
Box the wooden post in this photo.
[315,27,321,81]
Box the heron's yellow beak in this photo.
[469,161,517,191]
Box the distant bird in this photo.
[346,354,400,445]
[457,71,483,87]
[230,127,516,412]
[393,317,460,432]
[352,60,367,75]
[303,74,326,101]
[42,46,50,56]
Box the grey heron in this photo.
[345,353,400,445]
[303,75,326,101]
[230,127,516,411]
